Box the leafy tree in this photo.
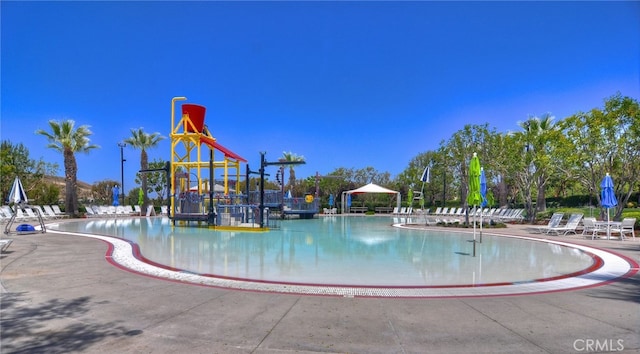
[124,128,165,210]
[91,179,121,205]
[30,183,60,206]
[517,114,562,219]
[395,150,441,208]
[1,140,58,202]
[441,124,494,223]
[557,94,640,219]
[35,120,98,217]
[134,159,168,201]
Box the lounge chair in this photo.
[116,206,129,216]
[84,206,99,218]
[43,205,64,219]
[610,218,636,241]
[23,207,41,220]
[545,213,583,236]
[15,208,31,221]
[51,205,66,217]
[1,206,14,219]
[124,205,136,215]
[0,239,13,252]
[528,213,564,234]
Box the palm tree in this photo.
[124,128,165,210]
[280,151,305,192]
[518,114,558,215]
[36,120,99,217]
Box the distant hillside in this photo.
[44,175,93,200]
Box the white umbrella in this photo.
[8,177,28,205]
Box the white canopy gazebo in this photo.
[341,183,401,214]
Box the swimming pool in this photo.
[48,216,636,298]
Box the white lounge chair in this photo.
[0,239,13,252]
[51,205,66,217]
[545,213,583,236]
[43,205,65,219]
[1,206,14,219]
[528,213,564,234]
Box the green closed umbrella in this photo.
[138,188,144,206]
[467,153,482,207]
[486,189,495,208]
[467,153,482,254]
[407,189,413,208]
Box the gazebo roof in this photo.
[346,183,398,195]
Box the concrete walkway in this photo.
[1,221,639,353]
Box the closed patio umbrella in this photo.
[467,153,482,255]
[8,177,28,205]
[479,167,487,243]
[112,185,120,206]
[419,166,430,209]
[600,173,617,239]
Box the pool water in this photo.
[51,216,595,287]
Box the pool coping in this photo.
[45,219,638,298]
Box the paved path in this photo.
[1,221,639,353]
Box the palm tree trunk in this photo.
[141,149,149,209]
[64,147,78,217]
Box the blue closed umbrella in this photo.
[328,194,334,207]
[600,173,617,239]
[600,173,617,209]
[479,167,487,242]
[112,185,120,206]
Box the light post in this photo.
[118,142,126,205]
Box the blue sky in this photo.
[2,1,638,193]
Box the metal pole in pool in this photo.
[208,150,215,226]
[118,142,126,205]
[259,152,266,228]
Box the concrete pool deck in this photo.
[1,220,639,353]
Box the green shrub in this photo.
[621,210,640,228]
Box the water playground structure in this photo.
[167,97,317,229]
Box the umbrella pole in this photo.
[473,205,476,257]
[607,208,611,240]
[479,208,483,243]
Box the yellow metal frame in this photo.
[169,96,244,219]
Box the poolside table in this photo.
[594,221,622,240]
